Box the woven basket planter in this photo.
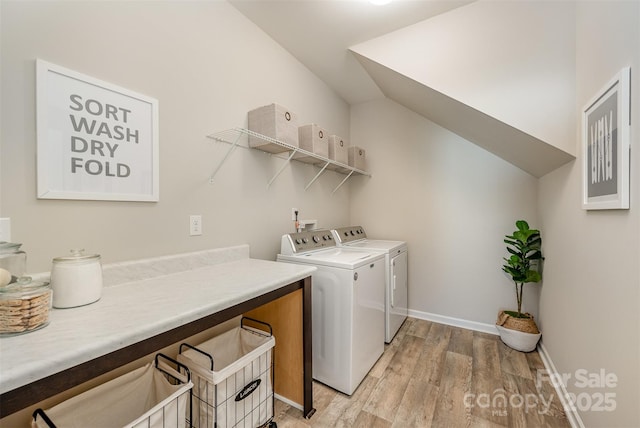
[496,310,541,352]
[496,310,540,334]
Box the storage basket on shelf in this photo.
[348,146,366,171]
[247,103,298,153]
[327,135,348,165]
[295,123,329,164]
[177,317,276,428]
[33,354,193,428]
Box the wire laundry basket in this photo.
[33,353,193,428]
[177,317,276,428]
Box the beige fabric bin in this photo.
[348,146,366,171]
[295,124,329,164]
[177,326,275,428]
[328,135,348,164]
[247,103,298,153]
[33,356,192,428]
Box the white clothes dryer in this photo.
[332,226,408,343]
[277,229,385,396]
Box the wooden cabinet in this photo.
[246,289,304,406]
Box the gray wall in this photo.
[350,98,540,326]
[538,2,640,427]
[2,1,639,427]
[1,0,352,273]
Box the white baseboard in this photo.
[537,343,585,428]
[275,393,303,411]
[408,309,499,335]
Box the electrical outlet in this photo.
[189,215,202,236]
[291,208,298,221]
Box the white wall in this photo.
[1,0,352,273]
[350,98,539,325]
[538,2,640,427]
[350,0,576,156]
[4,1,639,426]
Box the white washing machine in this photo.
[332,226,408,343]
[277,229,385,396]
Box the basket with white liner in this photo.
[177,317,276,428]
[33,354,193,428]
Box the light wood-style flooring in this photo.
[273,317,570,428]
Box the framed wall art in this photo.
[582,66,631,210]
[36,59,159,202]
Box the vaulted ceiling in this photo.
[229,0,474,105]
[230,0,576,178]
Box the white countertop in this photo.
[0,246,315,395]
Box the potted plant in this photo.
[496,220,543,352]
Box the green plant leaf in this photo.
[503,220,544,313]
[512,230,527,243]
[526,250,542,260]
[506,247,519,256]
[527,236,542,248]
[515,229,539,243]
[525,270,542,283]
[504,237,519,246]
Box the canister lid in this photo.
[53,249,101,263]
[0,241,22,254]
[0,276,50,295]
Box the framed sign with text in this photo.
[582,67,631,210]
[36,59,159,201]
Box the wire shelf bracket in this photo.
[206,128,370,192]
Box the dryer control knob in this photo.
[312,236,320,243]
[303,238,309,243]
[295,238,303,244]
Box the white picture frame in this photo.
[36,59,159,202]
[582,66,631,210]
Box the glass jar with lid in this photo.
[0,276,52,336]
[50,249,103,308]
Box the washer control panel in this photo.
[281,230,336,254]
[331,226,367,244]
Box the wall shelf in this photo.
[207,128,370,193]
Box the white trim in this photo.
[408,309,499,335]
[537,343,585,428]
[275,393,303,411]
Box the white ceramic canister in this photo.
[50,249,103,308]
